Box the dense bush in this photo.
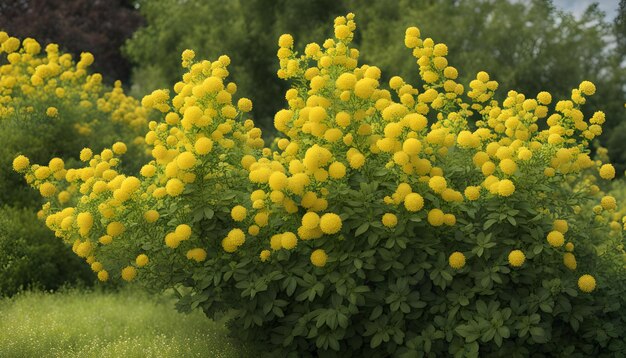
[0,31,149,206]
[0,206,92,296]
[0,32,150,293]
[17,14,626,357]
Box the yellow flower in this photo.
[563,253,577,270]
[80,148,93,162]
[107,222,125,237]
[39,182,56,197]
[278,34,294,48]
[427,209,445,226]
[382,213,398,228]
[578,81,596,96]
[508,250,525,267]
[260,250,271,262]
[12,155,29,172]
[97,270,109,282]
[320,213,342,234]
[547,230,564,247]
[464,186,480,201]
[577,274,596,292]
[177,152,196,170]
[449,252,466,269]
[599,164,615,180]
[112,142,127,155]
[600,196,617,211]
[231,205,247,221]
[136,254,149,267]
[328,162,346,179]
[46,106,58,117]
[310,249,328,267]
[553,219,568,233]
[302,212,320,229]
[166,178,185,196]
[121,266,137,281]
[428,176,447,194]
[403,193,424,212]
[499,159,517,175]
[281,232,298,250]
[186,248,207,262]
[498,179,515,197]
[144,210,160,223]
[237,98,253,112]
[195,137,213,155]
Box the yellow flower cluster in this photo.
[0,32,148,135]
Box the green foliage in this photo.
[0,288,253,357]
[0,206,93,296]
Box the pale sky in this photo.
[553,0,620,20]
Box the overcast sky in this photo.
[553,0,620,20]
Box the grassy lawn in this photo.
[0,288,253,358]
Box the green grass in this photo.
[0,288,253,358]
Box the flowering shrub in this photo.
[0,31,149,206]
[15,15,626,356]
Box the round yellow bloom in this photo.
[278,34,294,48]
[107,222,125,237]
[237,98,253,112]
[499,159,517,175]
[91,262,103,272]
[382,213,398,228]
[195,137,213,155]
[563,253,577,270]
[577,274,596,293]
[144,210,160,223]
[177,152,196,170]
[136,254,149,267]
[579,81,596,96]
[599,164,615,180]
[428,176,447,194]
[281,232,298,250]
[328,162,346,179]
[310,249,328,267]
[427,209,445,226]
[404,193,424,212]
[231,205,247,221]
[186,248,207,262]
[269,171,288,191]
[112,142,127,155]
[121,266,137,282]
[601,196,617,211]
[166,178,185,196]
[46,106,58,117]
[302,212,320,229]
[12,155,29,172]
[553,219,568,233]
[498,179,515,197]
[39,182,56,197]
[320,213,342,234]
[260,250,271,262]
[449,252,466,269]
[547,230,565,247]
[508,250,525,267]
[98,270,109,282]
[464,186,480,201]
